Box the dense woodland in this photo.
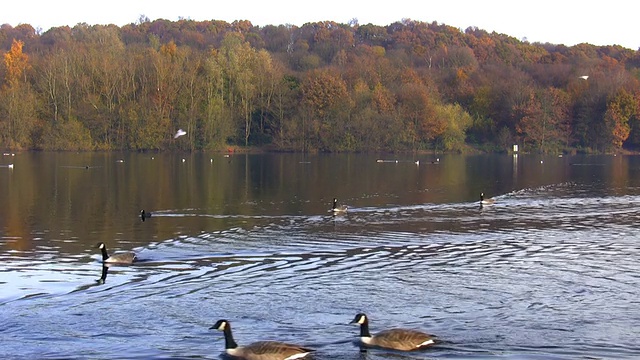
[1,18,640,153]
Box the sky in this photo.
[3,0,638,50]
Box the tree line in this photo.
[1,18,639,153]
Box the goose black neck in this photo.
[100,247,109,261]
[359,321,371,338]
[332,199,338,210]
[223,324,238,349]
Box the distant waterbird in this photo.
[140,210,151,222]
[174,129,187,139]
[579,75,589,80]
[331,198,348,214]
[480,193,495,206]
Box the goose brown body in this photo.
[96,242,137,264]
[480,193,495,206]
[351,313,435,351]
[211,320,313,360]
[331,198,348,214]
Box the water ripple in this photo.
[2,187,640,358]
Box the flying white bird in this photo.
[174,129,187,139]
[579,75,589,80]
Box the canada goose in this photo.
[480,193,495,206]
[210,319,314,360]
[331,198,348,214]
[350,313,435,351]
[140,210,151,222]
[95,242,137,264]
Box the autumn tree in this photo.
[434,103,473,152]
[0,39,37,149]
[301,68,352,151]
[395,69,442,149]
[252,49,282,144]
[215,33,260,146]
[3,39,29,86]
[201,48,232,149]
[514,87,570,153]
[604,89,639,149]
[1,18,640,153]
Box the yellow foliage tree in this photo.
[3,39,30,87]
[605,89,639,149]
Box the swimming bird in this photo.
[350,313,436,351]
[331,198,348,214]
[140,210,151,222]
[210,319,314,360]
[480,193,495,206]
[174,129,187,139]
[95,242,137,264]
[579,75,589,80]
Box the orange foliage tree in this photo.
[514,87,570,153]
[1,39,36,148]
[3,39,29,87]
[604,89,640,149]
[301,68,352,150]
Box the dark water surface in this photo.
[1,152,639,359]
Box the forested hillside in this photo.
[1,18,639,152]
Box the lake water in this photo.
[1,152,639,359]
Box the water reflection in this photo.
[97,265,109,285]
[74,266,109,291]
